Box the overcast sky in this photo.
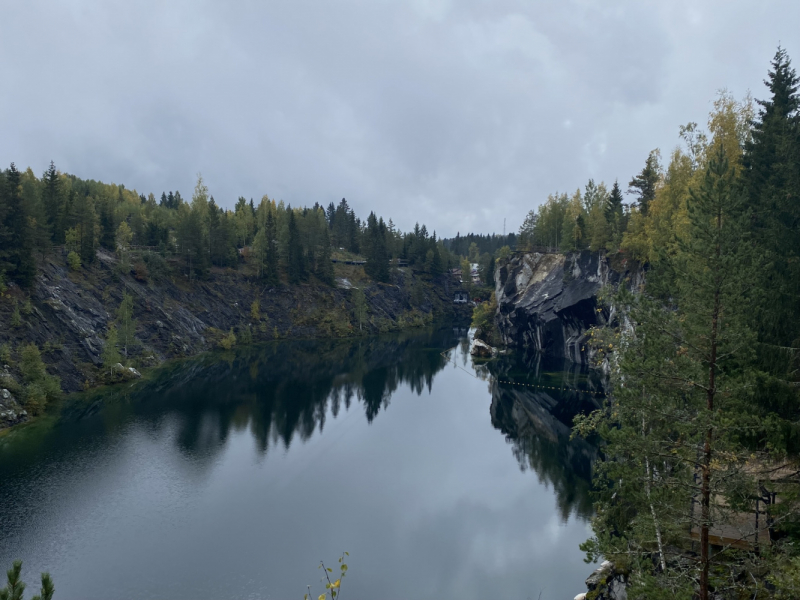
[2,1,798,237]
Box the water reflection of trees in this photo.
[481,351,604,521]
[96,327,461,457]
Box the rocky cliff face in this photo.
[0,250,467,404]
[494,251,642,365]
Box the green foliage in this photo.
[627,149,662,215]
[0,164,36,288]
[364,212,390,282]
[471,294,498,344]
[351,287,367,332]
[303,552,349,600]
[238,324,253,345]
[19,342,61,415]
[67,250,81,271]
[11,302,21,327]
[579,147,782,598]
[101,324,122,373]
[0,560,55,600]
[0,343,11,365]
[250,298,260,322]
[219,328,236,350]
[116,292,138,357]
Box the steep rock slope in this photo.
[0,250,467,398]
[494,251,642,365]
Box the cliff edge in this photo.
[494,251,642,365]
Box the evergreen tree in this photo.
[73,193,98,264]
[315,225,335,285]
[364,212,389,282]
[742,47,800,349]
[0,560,55,600]
[0,164,36,287]
[101,324,122,375]
[580,147,767,599]
[176,205,208,279]
[628,150,662,215]
[265,209,279,283]
[116,292,137,358]
[98,197,115,250]
[286,207,305,283]
[208,198,234,267]
[42,161,63,243]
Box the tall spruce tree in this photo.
[628,150,662,216]
[42,161,63,243]
[580,147,770,599]
[0,164,36,287]
[286,207,305,283]
[364,212,389,282]
[742,47,800,353]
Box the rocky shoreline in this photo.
[0,250,469,431]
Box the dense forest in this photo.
[557,48,800,599]
[0,170,467,290]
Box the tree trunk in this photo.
[700,209,722,600]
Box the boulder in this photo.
[584,560,627,600]
[470,338,495,358]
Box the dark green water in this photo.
[0,327,603,600]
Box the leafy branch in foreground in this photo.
[304,552,349,600]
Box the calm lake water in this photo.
[0,326,604,600]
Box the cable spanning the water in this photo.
[441,350,605,397]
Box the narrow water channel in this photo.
[0,327,603,600]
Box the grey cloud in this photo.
[1,0,798,236]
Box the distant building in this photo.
[454,291,469,304]
[470,263,481,285]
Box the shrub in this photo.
[67,250,81,271]
[219,329,236,350]
[0,343,11,365]
[19,343,61,413]
[11,302,21,327]
[250,299,260,322]
[142,251,168,279]
[238,325,253,345]
[471,294,499,345]
[133,262,149,282]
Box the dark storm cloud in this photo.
[1,0,798,236]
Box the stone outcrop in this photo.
[0,250,470,410]
[494,251,642,365]
[469,338,495,358]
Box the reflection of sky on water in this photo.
[0,328,599,600]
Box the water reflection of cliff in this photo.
[64,327,461,458]
[480,352,603,521]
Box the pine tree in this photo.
[265,209,279,283]
[315,225,335,285]
[0,164,36,287]
[628,150,662,215]
[581,147,767,599]
[364,213,389,282]
[286,208,305,283]
[98,197,116,250]
[42,161,63,243]
[0,560,54,600]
